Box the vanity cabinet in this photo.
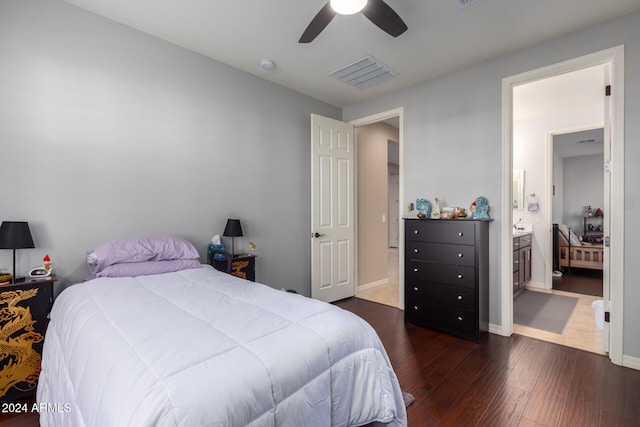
[513,234,532,293]
[404,219,490,342]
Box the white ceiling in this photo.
[553,128,604,159]
[63,0,640,108]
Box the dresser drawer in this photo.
[405,221,475,245]
[406,281,475,310]
[407,242,475,267]
[407,260,475,288]
[406,303,477,336]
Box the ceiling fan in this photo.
[299,0,408,43]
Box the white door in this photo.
[601,68,612,351]
[310,114,355,302]
[388,174,399,248]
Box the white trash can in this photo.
[592,300,604,330]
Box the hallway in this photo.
[356,248,399,308]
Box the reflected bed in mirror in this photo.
[513,169,525,209]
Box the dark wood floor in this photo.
[336,297,640,426]
[553,268,603,297]
[3,296,638,427]
[0,394,38,427]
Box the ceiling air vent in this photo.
[455,0,480,9]
[330,55,397,89]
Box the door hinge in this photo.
[605,160,612,172]
[605,85,611,96]
[604,236,610,247]
[605,311,610,323]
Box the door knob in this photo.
[312,232,325,238]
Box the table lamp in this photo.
[223,219,243,257]
[0,221,35,284]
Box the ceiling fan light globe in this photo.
[330,0,368,15]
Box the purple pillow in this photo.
[87,235,200,275]
[95,259,202,278]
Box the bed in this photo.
[556,224,604,270]
[37,236,406,426]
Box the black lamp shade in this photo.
[0,221,35,249]
[223,219,243,237]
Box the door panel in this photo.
[311,114,355,302]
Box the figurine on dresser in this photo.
[416,198,431,219]
[469,196,490,220]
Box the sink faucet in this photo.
[514,218,523,230]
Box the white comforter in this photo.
[37,265,406,426]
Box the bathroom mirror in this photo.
[513,169,525,210]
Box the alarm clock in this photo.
[29,267,52,278]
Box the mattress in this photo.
[37,265,406,426]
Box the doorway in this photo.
[501,46,624,364]
[350,109,404,309]
[514,122,606,354]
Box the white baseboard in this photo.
[357,278,389,291]
[524,281,545,290]
[622,354,640,371]
[489,323,507,336]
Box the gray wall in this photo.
[0,0,340,295]
[343,11,640,358]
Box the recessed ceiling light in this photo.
[260,59,275,70]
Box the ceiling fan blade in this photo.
[299,2,336,43]
[362,0,408,37]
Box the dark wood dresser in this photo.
[404,219,490,342]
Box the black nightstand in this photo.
[210,254,256,282]
[0,276,55,402]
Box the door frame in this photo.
[500,46,624,365]
[544,122,605,291]
[349,107,405,309]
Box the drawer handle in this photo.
[457,274,464,279]
[413,230,419,235]
[414,287,419,291]
[514,260,519,264]
[414,268,419,272]
[457,295,463,300]
[457,316,463,322]
[458,232,464,237]
[413,306,419,310]
[414,248,419,253]
[457,253,463,258]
